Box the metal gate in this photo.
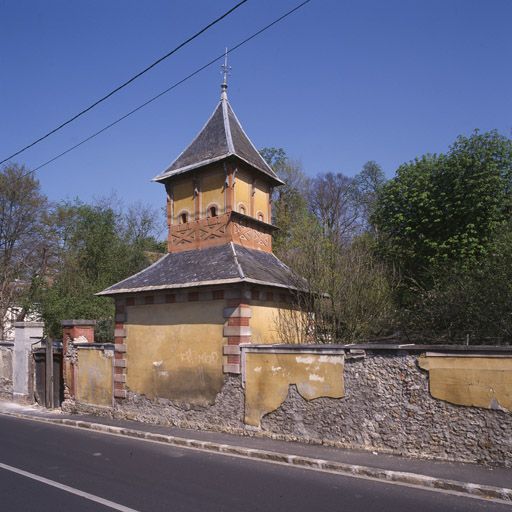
[33,340,63,408]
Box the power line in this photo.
[21,0,312,178]
[0,0,250,166]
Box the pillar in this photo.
[13,321,44,403]
[61,320,96,400]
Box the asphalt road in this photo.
[0,414,508,512]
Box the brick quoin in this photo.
[227,336,248,345]
[114,351,124,360]
[228,317,249,327]
[114,366,124,375]
[227,355,240,364]
[114,381,124,390]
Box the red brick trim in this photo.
[223,301,252,374]
[213,290,224,300]
[113,300,128,400]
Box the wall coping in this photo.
[13,322,45,328]
[243,343,512,354]
[73,343,114,350]
[61,320,97,327]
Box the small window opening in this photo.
[239,205,246,215]
[180,212,188,224]
[258,213,264,222]
[208,206,218,218]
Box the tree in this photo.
[38,200,164,340]
[373,130,512,343]
[308,172,360,242]
[373,130,512,281]
[261,148,394,342]
[353,160,386,232]
[0,164,49,338]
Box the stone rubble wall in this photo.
[64,349,512,468]
[0,344,13,400]
[262,353,512,467]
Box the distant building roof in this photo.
[97,243,300,295]
[153,91,284,185]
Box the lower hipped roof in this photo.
[97,243,300,296]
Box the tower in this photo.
[98,66,299,404]
[153,59,283,254]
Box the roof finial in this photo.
[220,48,230,100]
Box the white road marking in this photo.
[0,462,141,512]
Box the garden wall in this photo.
[64,344,512,468]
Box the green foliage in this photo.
[38,200,164,341]
[399,225,512,344]
[261,148,395,343]
[373,130,512,343]
[374,131,512,278]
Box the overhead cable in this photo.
[21,0,312,178]
[0,0,250,165]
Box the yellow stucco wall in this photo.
[76,348,113,407]
[235,170,251,213]
[251,303,308,344]
[244,351,345,427]
[125,301,225,405]
[418,355,512,411]
[201,168,225,216]
[254,181,269,222]
[173,179,195,222]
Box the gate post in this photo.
[61,320,96,401]
[13,321,44,403]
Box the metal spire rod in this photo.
[221,47,231,96]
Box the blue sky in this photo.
[1,0,511,210]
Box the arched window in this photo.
[179,211,188,224]
[239,204,246,215]
[257,212,264,222]
[206,204,218,218]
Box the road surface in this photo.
[0,414,508,511]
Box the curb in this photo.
[1,410,511,505]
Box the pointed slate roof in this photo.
[153,91,284,185]
[97,243,302,296]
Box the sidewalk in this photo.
[1,400,511,504]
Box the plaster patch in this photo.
[296,356,315,364]
[319,355,344,365]
[245,352,345,427]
